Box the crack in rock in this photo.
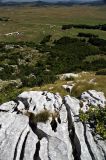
[0,109,9,112]
[33,141,41,160]
[13,125,29,160]
[64,101,81,160]
[19,131,30,160]
[83,123,96,160]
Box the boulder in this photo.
[64,95,106,160]
[81,90,106,112]
[59,73,78,80]
[62,84,74,93]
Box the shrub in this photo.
[65,76,74,81]
[88,37,106,47]
[54,36,73,44]
[79,109,89,122]
[62,24,106,31]
[78,32,98,38]
[79,106,106,139]
[96,69,106,75]
[35,71,57,86]
[21,75,36,87]
[40,35,52,44]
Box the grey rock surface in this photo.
[81,90,106,107]
[62,84,74,93]
[0,91,106,160]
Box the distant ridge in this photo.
[0,0,105,6]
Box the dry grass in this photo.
[24,110,60,123]
[0,5,106,42]
[71,81,95,97]
[30,79,69,97]
[71,72,106,97]
[1,72,105,104]
[27,72,106,98]
[33,110,50,123]
[24,110,50,123]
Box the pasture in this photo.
[0,5,106,42]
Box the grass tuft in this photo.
[71,81,95,98]
[34,110,50,123]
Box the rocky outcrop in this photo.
[80,90,106,112]
[62,84,74,93]
[0,90,106,160]
[59,73,79,80]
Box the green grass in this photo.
[0,88,22,104]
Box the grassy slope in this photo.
[71,72,106,97]
[16,72,105,98]
[22,72,106,97]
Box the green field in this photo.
[0,5,106,42]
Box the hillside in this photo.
[0,5,106,105]
[0,5,106,160]
[0,34,106,103]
